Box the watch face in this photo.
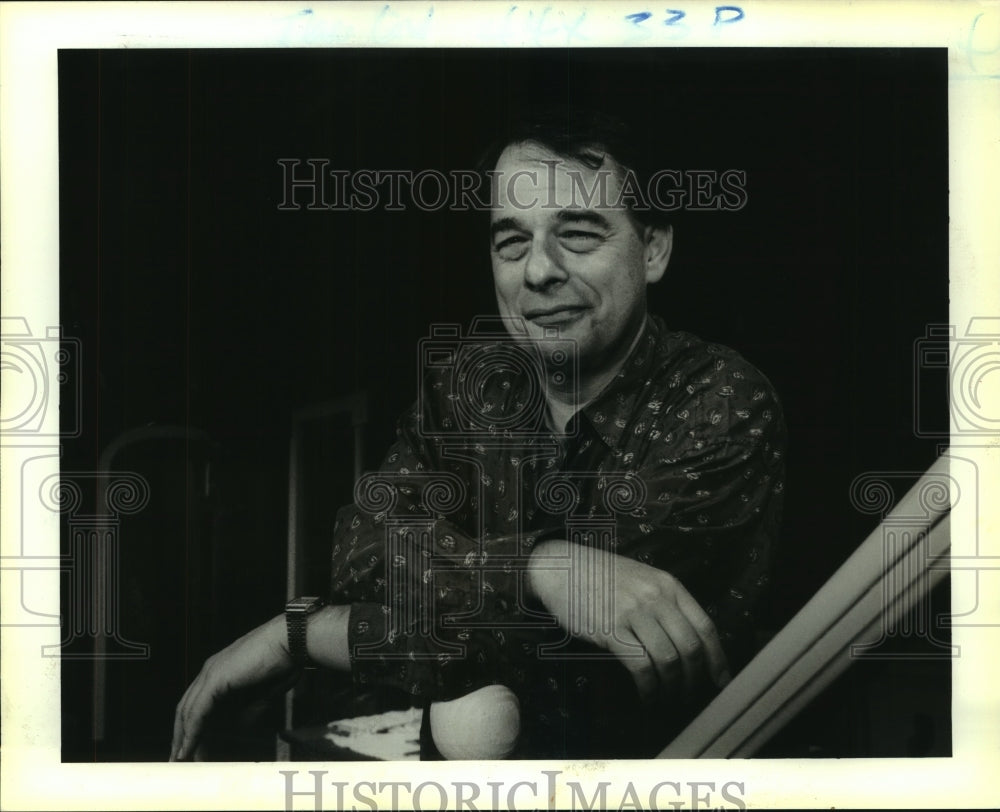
[287,596,323,613]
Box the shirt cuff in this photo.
[346,601,390,691]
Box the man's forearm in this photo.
[525,536,731,697]
[305,604,353,670]
[525,538,571,604]
[171,603,352,760]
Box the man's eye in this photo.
[494,235,529,260]
[559,230,603,251]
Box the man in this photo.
[171,110,786,761]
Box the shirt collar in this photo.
[578,315,664,452]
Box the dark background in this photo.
[59,48,950,761]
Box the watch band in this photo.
[285,596,325,668]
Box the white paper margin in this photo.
[1,1,997,809]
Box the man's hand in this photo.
[170,605,351,761]
[170,614,293,761]
[527,539,731,701]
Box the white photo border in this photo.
[1,1,998,809]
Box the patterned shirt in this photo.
[329,314,786,758]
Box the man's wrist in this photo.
[286,596,326,668]
[304,604,352,671]
[526,538,569,603]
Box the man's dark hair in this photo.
[478,105,671,229]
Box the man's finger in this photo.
[170,704,185,761]
[652,605,705,695]
[628,613,682,693]
[608,630,659,701]
[175,677,216,761]
[170,668,209,761]
[170,677,202,761]
[675,588,730,686]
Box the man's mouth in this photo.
[523,306,588,327]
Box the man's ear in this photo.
[644,224,672,284]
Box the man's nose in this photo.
[523,237,566,290]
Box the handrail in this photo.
[660,453,953,758]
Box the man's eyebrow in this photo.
[554,209,613,230]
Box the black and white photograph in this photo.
[2,2,998,810]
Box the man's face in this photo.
[489,141,671,375]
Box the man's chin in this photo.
[522,320,594,370]
[521,312,591,341]
[500,313,593,365]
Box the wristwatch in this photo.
[285,596,326,668]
